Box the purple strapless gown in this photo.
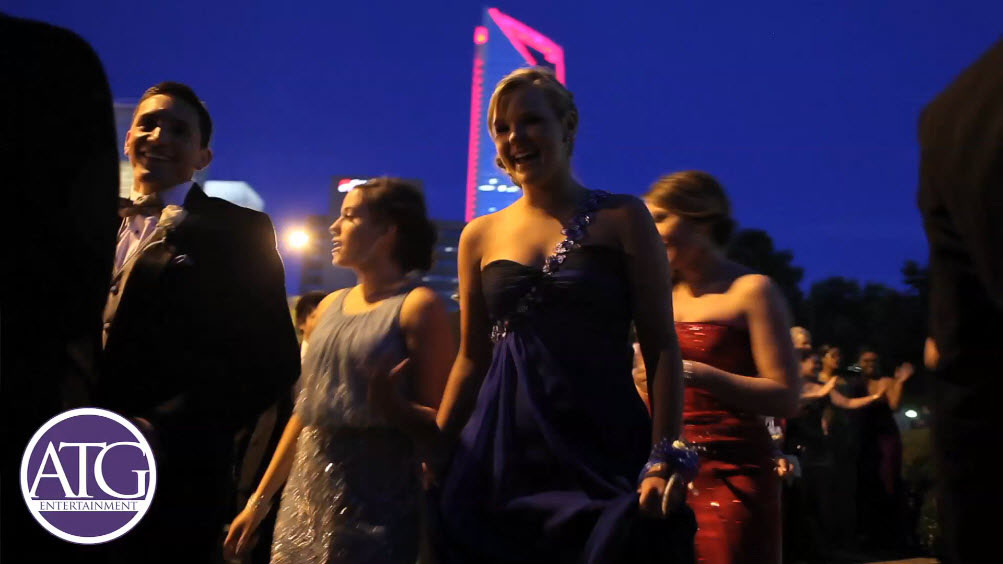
[436,246,695,563]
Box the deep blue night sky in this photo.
[9,1,1003,292]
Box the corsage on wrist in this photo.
[638,437,699,485]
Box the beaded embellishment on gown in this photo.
[271,287,419,564]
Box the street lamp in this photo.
[286,228,310,252]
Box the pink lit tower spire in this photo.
[465,8,566,221]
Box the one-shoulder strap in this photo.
[490,190,610,343]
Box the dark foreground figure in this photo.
[918,38,1003,564]
[0,14,119,563]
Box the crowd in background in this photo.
[781,328,917,562]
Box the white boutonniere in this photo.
[157,205,188,232]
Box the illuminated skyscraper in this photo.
[114,102,136,199]
[465,8,566,221]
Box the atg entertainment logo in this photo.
[20,408,157,544]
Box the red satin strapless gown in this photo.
[677,322,781,564]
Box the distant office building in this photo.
[465,8,566,221]
[423,220,464,303]
[203,180,265,211]
[114,102,135,199]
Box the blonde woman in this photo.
[435,68,695,562]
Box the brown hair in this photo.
[645,170,735,246]
[356,177,437,272]
[487,67,578,156]
[294,291,327,327]
[136,81,212,147]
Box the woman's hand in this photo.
[368,358,411,421]
[682,359,707,386]
[776,455,799,483]
[874,379,893,396]
[638,473,687,518]
[419,461,438,491]
[223,505,263,560]
[894,362,915,383]
[631,342,650,409]
[776,456,792,479]
[924,337,940,371]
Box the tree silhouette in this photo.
[722,226,928,383]
[804,271,927,381]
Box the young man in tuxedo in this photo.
[97,82,300,560]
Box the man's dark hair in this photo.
[817,344,839,358]
[137,81,212,147]
[857,346,879,359]
[294,291,328,328]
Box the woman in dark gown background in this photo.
[434,68,695,563]
[784,350,835,562]
[644,171,801,564]
[854,349,913,550]
[782,346,887,561]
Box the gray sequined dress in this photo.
[271,287,420,563]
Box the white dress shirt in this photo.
[114,181,193,273]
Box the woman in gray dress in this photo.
[224,178,456,563]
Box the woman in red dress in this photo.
[644,171,800,563]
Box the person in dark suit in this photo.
[918,39,1003,564]
[0,13,120,562]
[96,82,300,560]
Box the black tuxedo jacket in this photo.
[97,184,299,557]
[100,185,299,432]
[918,39,1003,374]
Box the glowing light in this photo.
[286,228,310,251]
[474,26,488,44]
[487,8,566,84]
[337,178,369,192]
[465,56,485,222]
[466,9,566,220]
[905,409,918,419]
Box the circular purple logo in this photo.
[20,408,157,544]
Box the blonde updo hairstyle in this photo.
[487,67,579,171]
[645,170,735,247]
